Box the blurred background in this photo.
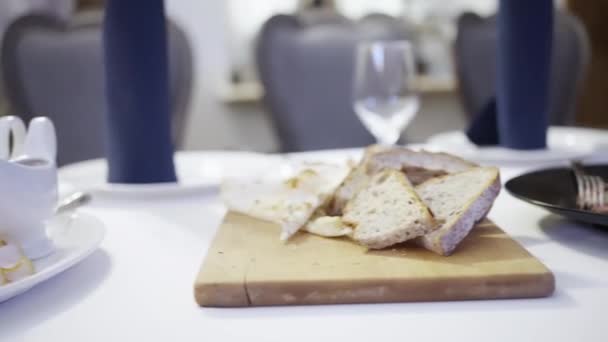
[1,0,606,165]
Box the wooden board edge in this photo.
[194,271,554,308]
[235,272,555,307]
[193,213,557,308]
[194,281,250,307]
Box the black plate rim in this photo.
[505,166,608,222]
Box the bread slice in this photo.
[369,147,477,185]
[342,169,437,249]
[329,146,476,215]
[416,167,501,256]
[328,145,388,215]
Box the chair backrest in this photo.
[454,11,590,126]
[1,11,192,165]
[256,12,411,152]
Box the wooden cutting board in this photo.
[194,212,554,307]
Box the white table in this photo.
[1,149,608,342]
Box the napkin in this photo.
[466,0,553,150]
[104,0,177,184]
[466,99,499,146]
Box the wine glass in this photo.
[353,40,420,145]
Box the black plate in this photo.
[505,165,608,226]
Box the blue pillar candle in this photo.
[497,0,553,149]
[103,0,177,183]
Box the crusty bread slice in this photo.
[369,147,477,185]
[342,169,437,249]
[328,145,388,215]
[416,167,501,256]
[329,146,477,215]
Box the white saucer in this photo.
[426,127,608,164]
[58,151,286,198]
[0,213,106,303]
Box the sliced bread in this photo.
[368,147,477,185]
[342,169,437,249]
[416,167,501,256]
[328,145,388,215]
[330,147,477,215]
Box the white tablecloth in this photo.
[1,149,607,342]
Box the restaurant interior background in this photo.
[0,0,606,161]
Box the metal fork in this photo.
[571,161,606,211]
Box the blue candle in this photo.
[497,0,553,149]
[103,0,177,183]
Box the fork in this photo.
[571,161,606,211]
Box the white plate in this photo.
[0,213,106,303]
[426,127,608,164]
[58,151,286,198]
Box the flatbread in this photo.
[221,162,351,240]
[304,216,352,237]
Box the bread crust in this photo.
[330,148,477,215]
[416,168,501,256]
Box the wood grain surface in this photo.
[194,212,554,307]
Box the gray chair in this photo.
[454,11,590,125]
[256,12,413,152]
[1,11,192,166]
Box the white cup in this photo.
[0,117,58,259]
